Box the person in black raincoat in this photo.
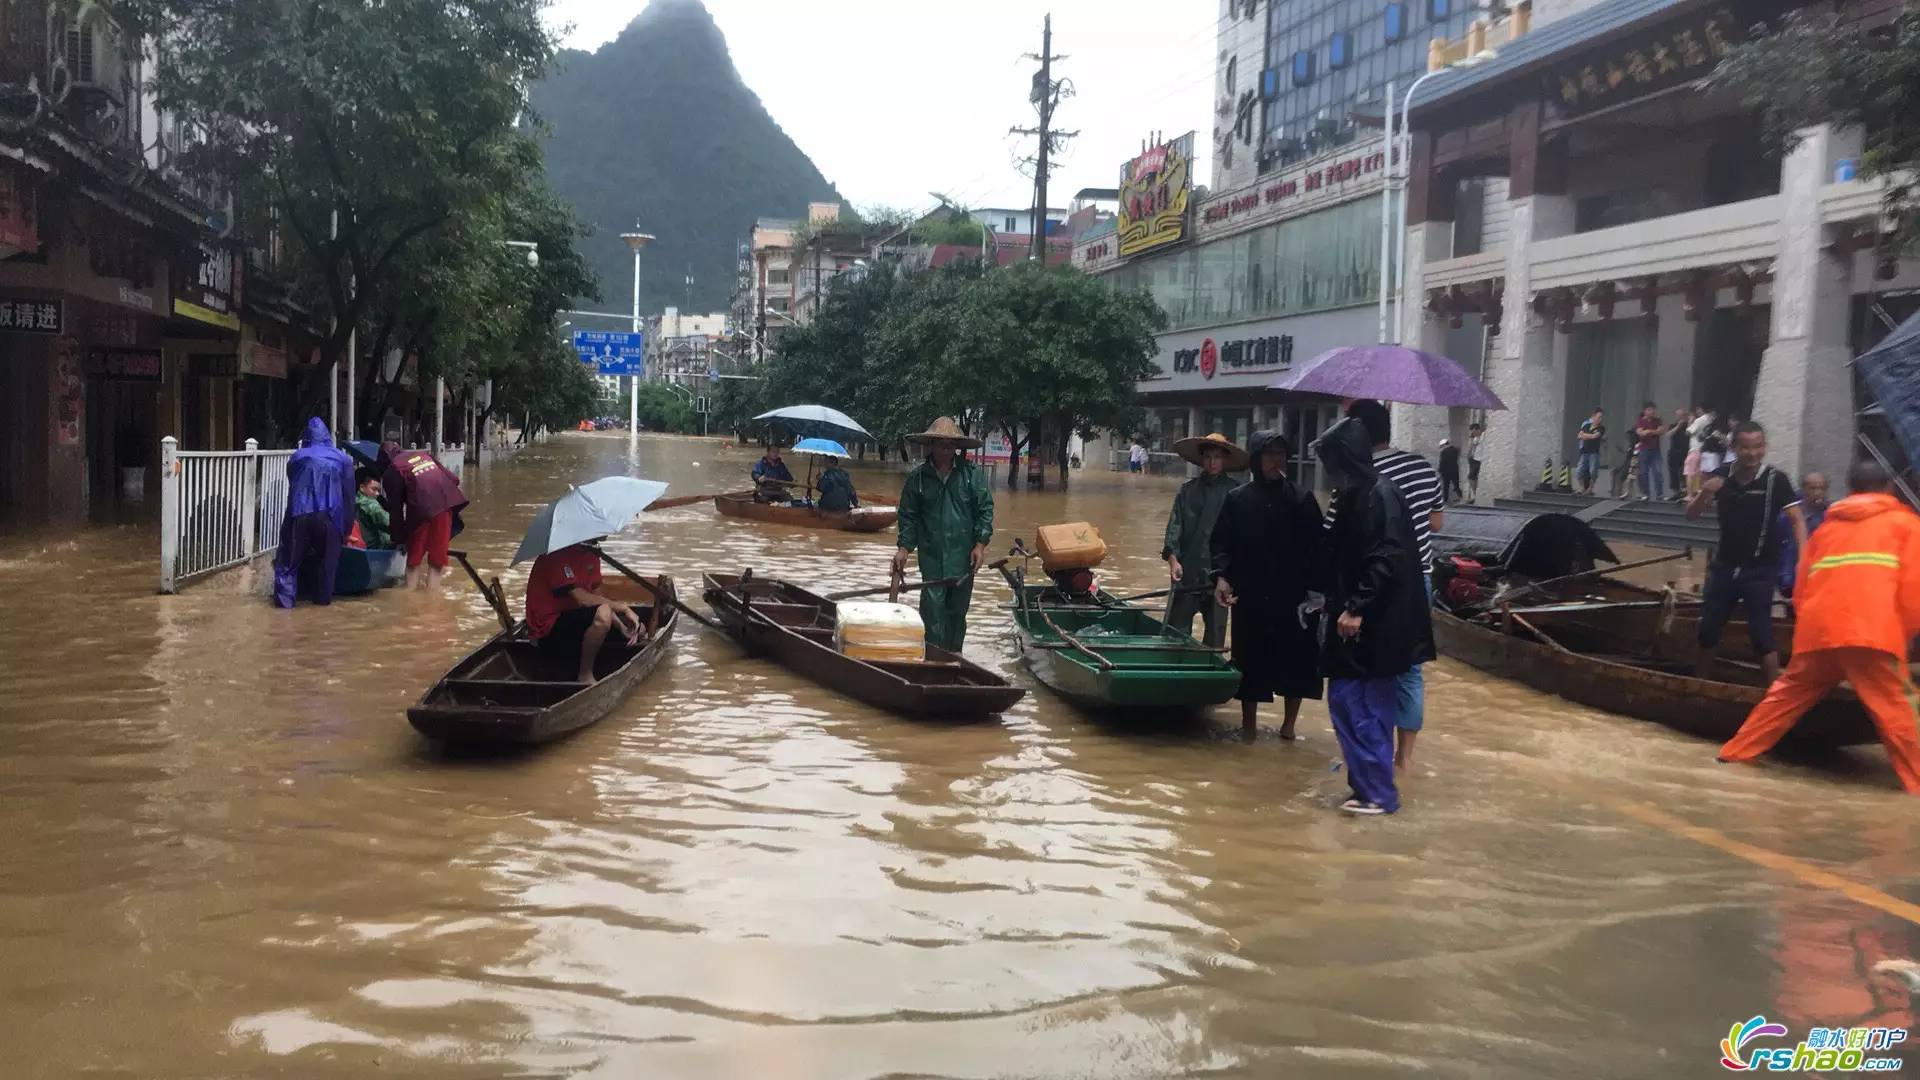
[1209,430,1325,739]
[1311,416,1435,816]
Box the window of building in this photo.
[766,268,789,285]
[1261,66,1280,100]
[1291,49,1315,86]
[1004,215,1018,232]
[1103,197,1383,332]
[1427,0,1451,21]
[1259,0,1481,174]
[1329,31,1351,69]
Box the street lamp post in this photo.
[620,229,656,434]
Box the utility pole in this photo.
[1012,14,1076,262]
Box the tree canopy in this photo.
[128,0,605,436]
[754,259,1163,486]
[1717,9,1920,247]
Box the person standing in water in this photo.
[1210,430,1324,739]
[273,417,356,608]
[1311,417,1435,815]
[892,418,994,653]
[1162,432,1246,648]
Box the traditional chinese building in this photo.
[1397,0,1919,498]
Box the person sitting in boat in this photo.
[752,445,795,503]
[525,541,645,685]
[354,468,393,549]
[816,454,858,513]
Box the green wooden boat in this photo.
[1006,583,1242,711]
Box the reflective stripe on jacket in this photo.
[1791,492,1920,659]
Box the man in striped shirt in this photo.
[1329,400,1445,770]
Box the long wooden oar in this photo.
[645,493,719,511]
[1466,548,1693,613]
[827,559,1010,602]
[449,549,515,633]
[593,547,731,635]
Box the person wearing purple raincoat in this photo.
[273,417,356,608]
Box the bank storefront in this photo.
[1083,135,1390,490]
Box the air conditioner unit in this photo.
[60,15,124,106]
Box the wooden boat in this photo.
[335,546,406,595]
[712,490,897,533]
[1433,575,1874,747]
[408,575,678,745]
[1006,583,1242,710]
[702,572,1025,718]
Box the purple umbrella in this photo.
[1271,345,1506,409]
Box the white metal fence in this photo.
[159,437,464,593]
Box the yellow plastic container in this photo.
[1035,522,1107,573]
[835,601,926,663]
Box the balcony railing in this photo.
[1528,195,1783,293]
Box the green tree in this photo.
[937,263,1162,489]
[130,0,559,402]
[1717,10,1920,246]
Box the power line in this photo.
[1010,14,1078,260]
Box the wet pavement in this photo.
[0,431,1913,1078]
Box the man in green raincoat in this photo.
[1162,432,1249,646]
[891,417,995,652]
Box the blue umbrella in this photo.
[790,437,849,458]
[754,404,873,443]
[345,440,383,467]
[511,477,669,565]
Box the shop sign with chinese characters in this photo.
[0,295,63,334]
[1195,138,1387,238]
[1117,132,1195,257]
[85,347,165,382]
[1543,6,1745,115]
[173,244,243,330]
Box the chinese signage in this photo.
[174,244,243,330]
[0,167,37,253]
[1545,7,1743,115]
[1172,334,1293,379]
[1202,145,1388,227]
[0,296,62,334]
[572,329,646,376]
[1117,132,1194,257]
[85,347,165,382]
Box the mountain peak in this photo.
[532,0,840,312]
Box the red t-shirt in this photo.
[526,546,603,639]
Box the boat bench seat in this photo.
[439,678,583,707]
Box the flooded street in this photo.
[0,432,1914,1078]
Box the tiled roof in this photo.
[1411,0,1706,116]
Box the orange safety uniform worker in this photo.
[1718,460,1920,793]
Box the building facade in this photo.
[0,3,319,530]
[1398,0,1914,499]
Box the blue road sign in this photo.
[572,329,646,377]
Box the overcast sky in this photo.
[543,0,1218,213]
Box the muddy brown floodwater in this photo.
[0,432,1915,1079]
